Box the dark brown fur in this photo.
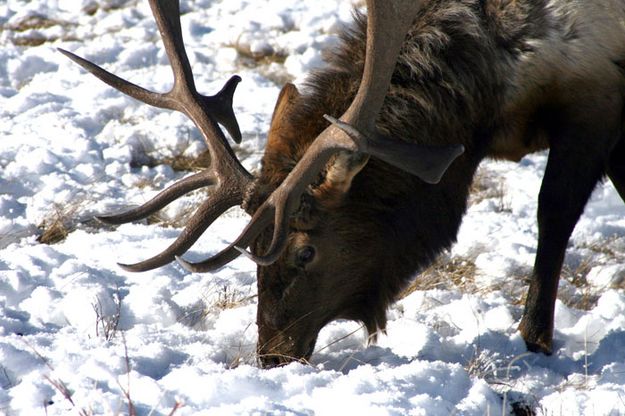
[247,0,625,366]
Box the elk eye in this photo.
[295,246,316,267]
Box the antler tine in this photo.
[176,206,275,272]
[177,0,449,269]
[59,46,242,142]
[142,0,253,193]
[179,161,320,271]
[117,185,242,272]
[176,196,278,272]
[59,0,245,159]
[60,0,242,141]
[58,48,175,110]
[147,0,244,143]
[96,170,215,225]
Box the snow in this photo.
[2,0,625,414]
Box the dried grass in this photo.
[228,41,292,85]
[35,192,108,245]
[557,236,625,311]
[37,202,84,245]
[212,285,255,311]
[2,14,77,47]
[134,149,212,173]
[92,290,122,342]
[400,254,478,299]
[36,206,72,245]
[469,166,511,212]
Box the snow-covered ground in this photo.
[2,0,625,414]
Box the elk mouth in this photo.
[257,333,318,368]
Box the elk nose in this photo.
[259,354,282,368]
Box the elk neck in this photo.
[256,0,567,302]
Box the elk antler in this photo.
[60,0,253,272]
[177,0,464,271]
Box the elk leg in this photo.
[607,134,625,202]
[519,120,612,354]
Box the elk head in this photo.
[61,0,463,367]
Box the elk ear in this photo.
[269,83,300,132]
[324,115,464,185]
[314,151,370,208]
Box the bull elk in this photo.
[60,0,625,367]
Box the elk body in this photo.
[62,0,625,367]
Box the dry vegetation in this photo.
[36,197,101,245]
[2,14,77,47]
[469,166,512,212]
[212,285,255,311]
[400,253,478,298]
[36,206,74,245]
[229,40,293,85]
[36,198,119,245]
[92,291,122,342]
[2,1,141,47]
[131,148,212,172]
[558,236,625,310]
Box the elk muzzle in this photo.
[257,312,319,368]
